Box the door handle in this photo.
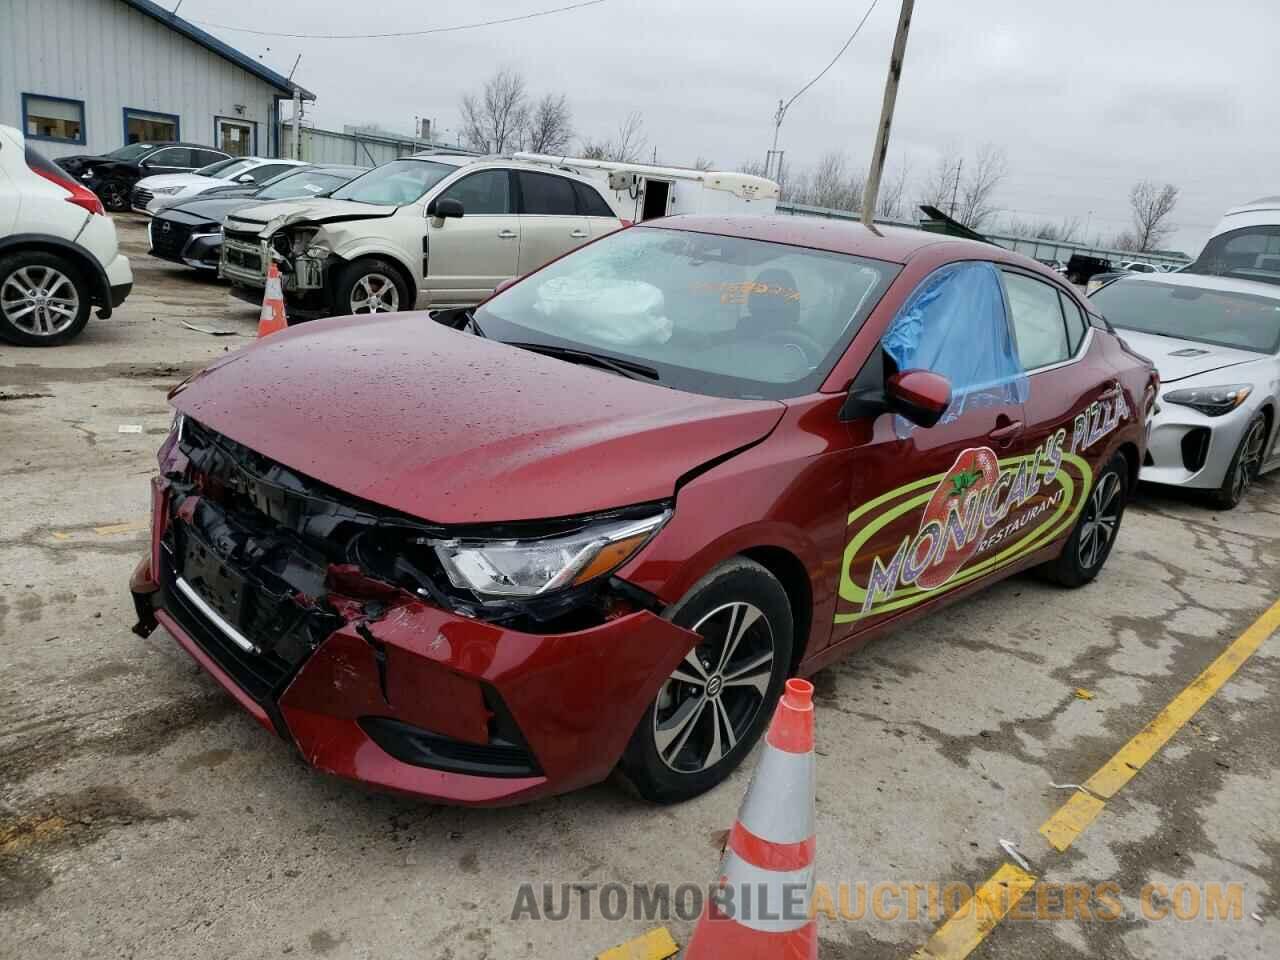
[988,420,1024,445]
[497,229,517,239]
[570,229,588,239]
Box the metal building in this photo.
[0,0,312,160]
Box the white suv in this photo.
[0,125,132,346]
[219,155,623,318]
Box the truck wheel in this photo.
[617,558,793,804]
[333,259,409,316]
[0,251,92,346]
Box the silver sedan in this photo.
[1088,272,1280,508]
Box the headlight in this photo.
[304,245,330,259]
[429,511,670,598]
[1163,384,1252,417]
[151,185,183,195]
[289,228,320,255]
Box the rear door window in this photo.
[1059,293,1088,354]
[1003,271,1070,369]
[517,171,577,216]
[572,180,615,218]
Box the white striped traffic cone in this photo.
[685,677,817,959]
[258,261,288,337]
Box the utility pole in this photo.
[949,157,962,219]
[861,0,914,228]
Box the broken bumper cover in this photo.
[131,547,695,806]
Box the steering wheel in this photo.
[760,329,828,369]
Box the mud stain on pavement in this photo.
[0,692,236,785]
[0,786,193,907]
[176,748,234,774]
[75,661,137,684]
[307,929,347,955]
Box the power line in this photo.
[781,0,880,116]
[189,0,607,39]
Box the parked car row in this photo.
[54,141,233,211]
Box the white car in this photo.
[1118,260,1160,274]
[0,124,132,346]
[219,155,625,316]
[132,157,307,215]
[1088,272,1280,508]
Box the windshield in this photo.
[1090,279,1280,354]
[475,226,899,399]
[328,159,453,206]
[256,170,354,200]
[106,143,158,161]
[194,158,241,179]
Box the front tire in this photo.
[1040,454,1128,588]
[0,251,92,346]
[333,258,410,317]
[100,179,129,212]
[618,558,793,804]
[1209,413,1268,510]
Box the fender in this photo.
[325,242,419,302]
[0,233,114,318]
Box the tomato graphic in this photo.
[915,446,1000,590]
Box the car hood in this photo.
[158,196,259,226]
[171,315,785,523]
[138,173,210,190]
[56,155,136,177]
[224,198,398,235]
[1114,329,1264,383]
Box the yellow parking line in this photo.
[906,595,1280,959]
[909,863,1036,960]
[596,927,678,960]
[1040,594,1280,851]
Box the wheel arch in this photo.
[1114,440,1140,492]
[0,234,111,316]
[331,249,418,307]
[739,545,814,677]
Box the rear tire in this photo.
[332,258,410,317]
[1040,454,1128,588]
[1209,413,1267,510]
[0,251,92,346]
[617,558,793,804]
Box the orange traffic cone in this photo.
[685,678,818,959]
[257,261,288,337]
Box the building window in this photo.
[123,108,180,145]
[22,94,85,144]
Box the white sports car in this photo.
[1088,272,1280,508]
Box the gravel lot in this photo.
[2,216,1277,959]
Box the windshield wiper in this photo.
[506,342,660,381]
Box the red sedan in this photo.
[130,217,1156,805]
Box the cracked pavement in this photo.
[1,219,1277,959]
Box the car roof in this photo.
[641,215,1024,266]
[1111,270,1280,300]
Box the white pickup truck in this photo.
[219,154,623,319]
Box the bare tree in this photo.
[692,155,715,172]
[1126,180,1180,252]
[577,112,648,163]
[919,150,962,211]
[459,68,529,154]
[1005,215,1082,242]
[524,93,573,154]
[954,144,1007,230]
[877,161,910,220]
[785,152,864,211]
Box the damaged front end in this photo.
[131,415,684,798]
[220,216,337,316]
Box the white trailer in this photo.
[512,153,779,222]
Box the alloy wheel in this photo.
[1,266,80,337]
[1077,471,1122,570]
[1231,419,1267,503]
[652,602,776,773]
[349,273,400,314]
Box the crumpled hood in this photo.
[224,198,397,235]
[171,315,785,523]
[1114,329,1264,383]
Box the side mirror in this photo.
[885,370,952,428]
[427,197,464,219]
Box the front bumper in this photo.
[130,515,696,805]
[1140,396,1256,489]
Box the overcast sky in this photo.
[188,0,1279,256]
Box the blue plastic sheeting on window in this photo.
[882,261,1027,431]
